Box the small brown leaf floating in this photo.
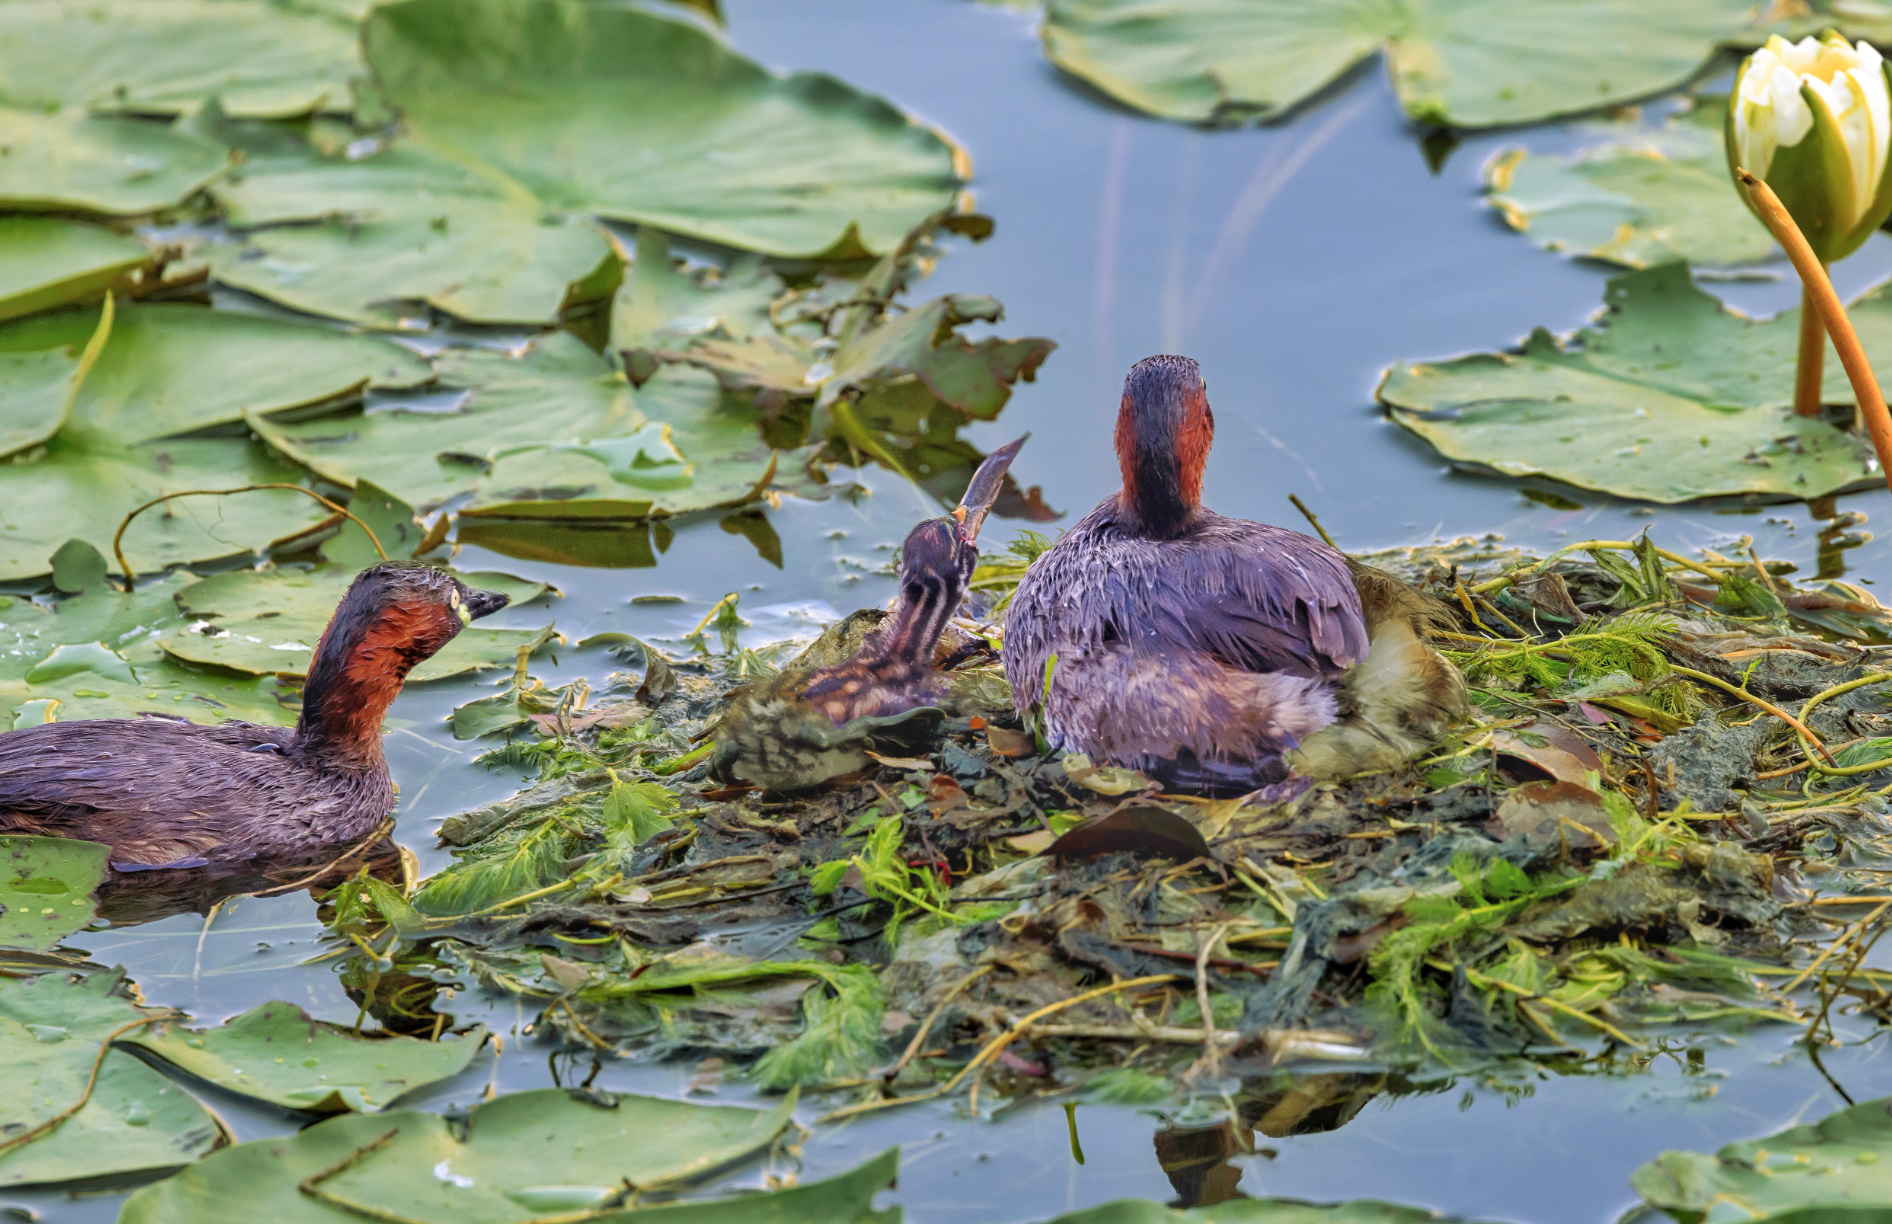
[984,726,1035,757]
[1045,804,1211,862]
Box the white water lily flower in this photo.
[1730,32,1892,262]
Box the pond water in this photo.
[19,2,1892,1221]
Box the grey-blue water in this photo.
[20,2,1892,1220]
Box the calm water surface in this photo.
[24,3,1892,1220]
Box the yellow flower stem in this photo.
[1739,171,1892,495]
[1797,277,1827,417]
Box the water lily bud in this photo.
[1729,32,1892,262]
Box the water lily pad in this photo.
[124,1002,486,1113]
[0,836,108,951]
[0,107,230,215]
[0,0,361,118]
[363,0,965,259]
[249,332,792,521]
[0,559,298,726]
[117,1087,797,1224]
[48,302,435,443]
[1040,0,1764,127]
[208,118,616,328]
[0,972,223,1187]
[1632,1095,1892,1221]
[1378,263,1892,503]
[1485,98,1774,269]
[160,564,554,681]
[0,435,333,583]
[1040,1199,1494,1223]
[0,219,148,322]
[611,226,781,360]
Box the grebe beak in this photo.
[465,589,510,621]
[953,434,1027,544]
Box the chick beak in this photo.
[465,589,510,621]
[954,434,1028,545]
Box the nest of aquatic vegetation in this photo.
[317,534,1892,1119]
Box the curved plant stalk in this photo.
[112,483,388,585]
[1738,170,1892,493]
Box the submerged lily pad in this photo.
[1040,0,1765,127]
[0,972,223,1187]
[1379,263,1892,503]
[1485,98,1773,270]
[208,117,616,328]
[0,219,148,322]
[364,0,965,259]
[0,0,361,118]
[117,1087,797,1224]
[0,836,108,951]
[125,1002,486,1113]
[0,108,229,215]
[160,565,554,681]
[1633,1095,1892,1221]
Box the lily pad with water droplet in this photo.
[124,1001,486,1113]
[0,836,108,951]
[0,972,224,1186]
[117,1087,799,1224]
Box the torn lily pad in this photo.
[0,835,108,951]
[1379,263,1892,502]
[1040,0,1771,128]
[0,0,361,118]
[0,972,223,1187]
[364,0,965,259]
[124,1002,486,1113]
[611,226,780,367]
[160,564,554,682]
[1485,97,1775,269]
[117,1087,796,1224]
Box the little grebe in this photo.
[0,562,509,868]
[711,437,1025,789]
[1001,356,1462,795]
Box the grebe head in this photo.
[1115,354,1213,538]
[877,436,1027,662]
[295,563,510,765]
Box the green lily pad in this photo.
[1632,1095,1892,1222]
[0,558,299,726]
[208,118,616,328]
[124,1002,486,1113]
[1485,97,1774,269]
[0,434,332,583]
[0,0,361,118]
[1039,0,1764,128]
[0,836,108,951]
[364,0,964,259]
[1378,263,1892,503]
[42,301,435,443]
[117,1087,797,1224]
[249,332,794,521]
[0,972,223,1187]
[0,219,148,322]
[0,294,107,459]
[0,107,230,215]
[160,564,554,681]
[610,226,781,360]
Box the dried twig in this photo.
[113,483,388,585]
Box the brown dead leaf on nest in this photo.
[1494,780,1616,852]
[1046,805,1212,862]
